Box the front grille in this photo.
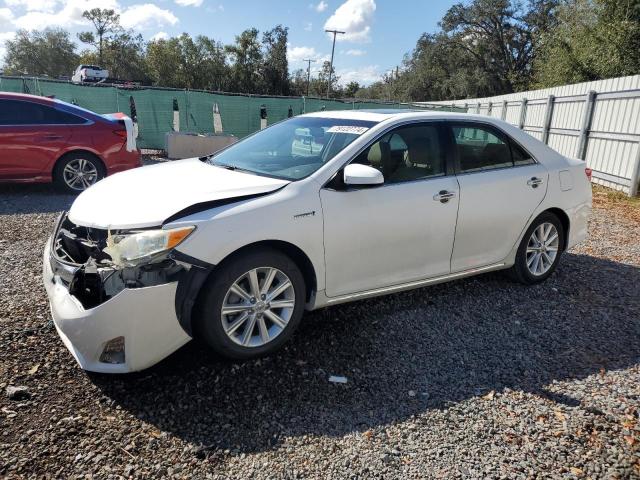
[53,213,109,265]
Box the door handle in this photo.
[433,190,456,203]
[41,135,63,140]
[527,177,543,188]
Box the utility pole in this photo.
[303,58,316,97]
[324,29,345,99]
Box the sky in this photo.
[0,0,457,85]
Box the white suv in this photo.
[43,110,592,373]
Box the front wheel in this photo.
[509,212,565,284]
[194,248,306,360]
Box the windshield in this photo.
[207,116,377,180]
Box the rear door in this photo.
[0,99,74,180]
[447,122,548,272]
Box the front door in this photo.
[320,122,460,297]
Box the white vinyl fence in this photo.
[427,75,640,196]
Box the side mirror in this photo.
[343,163,384,186]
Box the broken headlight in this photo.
[104,226,195,267]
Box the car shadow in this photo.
[90,253,640,455]
[0,184,75,215]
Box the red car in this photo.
[0,93,141,192]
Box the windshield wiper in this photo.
[213,163,258,175]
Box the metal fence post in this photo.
[518,98,528,129]
[501,100,507,120]
[576,90,597,160]
[487,101,493,117]
[184,90,190,130]
[542,95,555,144]
[477,102,481,114]
[629,145,640,197]
[172,98,179,132]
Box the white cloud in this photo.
[337,64,380,86]
[324,0,375,43]
[150,31,169,41]
[314,1,327,12]
[287,45,318,63]
[0,7,14,30]
[303,21,312,31]
[7,1,178,31]
[175,0,202,6]
[12,0,119,30]
[345,48,366,56]
[4,0,59,13]
[120,4,178,30]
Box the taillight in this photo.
[113,129,127,140]
[585,167,592,181]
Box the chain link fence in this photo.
[0,76,461,150]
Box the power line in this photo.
[324,29,345,99]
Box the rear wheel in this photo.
[54,152,105,193]
[194,248,306,360]
[509,212,565,284]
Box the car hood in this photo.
[68,158,289,229]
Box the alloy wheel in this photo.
[63,158,98,191]
[526,222,559,276]
[220,267,296,347]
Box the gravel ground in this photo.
[0,179,638,479]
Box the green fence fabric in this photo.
[0,76,462,149]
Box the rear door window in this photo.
[0,100,85,125]
[449,123,534,173]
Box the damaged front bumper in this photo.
[42,214,197,373]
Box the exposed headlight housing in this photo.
[104,226,195,267]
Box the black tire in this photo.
[509,211,565,284]
[53,152,105,193]
[194,247,306,360]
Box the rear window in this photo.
[0,99,86,125]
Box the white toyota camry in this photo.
[43,110,592,373]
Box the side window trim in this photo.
[445,121,537,175]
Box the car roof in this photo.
[301,108,506,123]
[0,92,56,104]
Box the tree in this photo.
[359,0,560,102]
[289,68,309,96]
[440,0,559,94]
[225,28,263,93]
[4,28,79,77]
[316,60,340,97]
[343,81,361,98]
[262,25,289,95]
[534,0,640,87]
[80,31,149,82]
[78,8,121,65]
[146,34,228,89]
[146,37,183,87]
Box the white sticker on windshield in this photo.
[326,126,369,135]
